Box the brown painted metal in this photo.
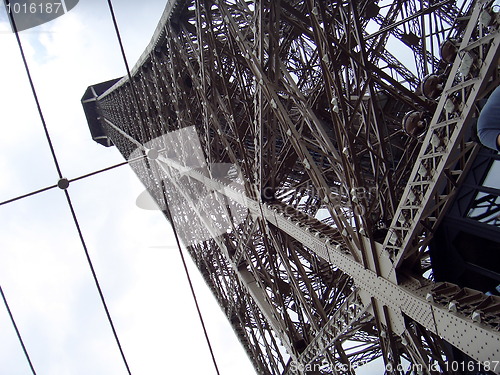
[86,1,500,374]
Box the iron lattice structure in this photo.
[82,0,500,374]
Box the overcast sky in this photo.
[0,1,256,374]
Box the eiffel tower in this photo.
[82,1,500,373]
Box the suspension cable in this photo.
[0,285,37,375]
[105,1,221,373]
[162,184,222,375]
[3,0,63,179]
[3,1,223,373]
[63,189,133,375]
[0,159,138,207]
[4,2,133,374]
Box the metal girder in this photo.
[292,290,372,372]
[98,118,500,369]
[382,0,500,275]
[84,0,500,374]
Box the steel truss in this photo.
[87,0,500,374]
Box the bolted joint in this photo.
[57,178,70,190]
